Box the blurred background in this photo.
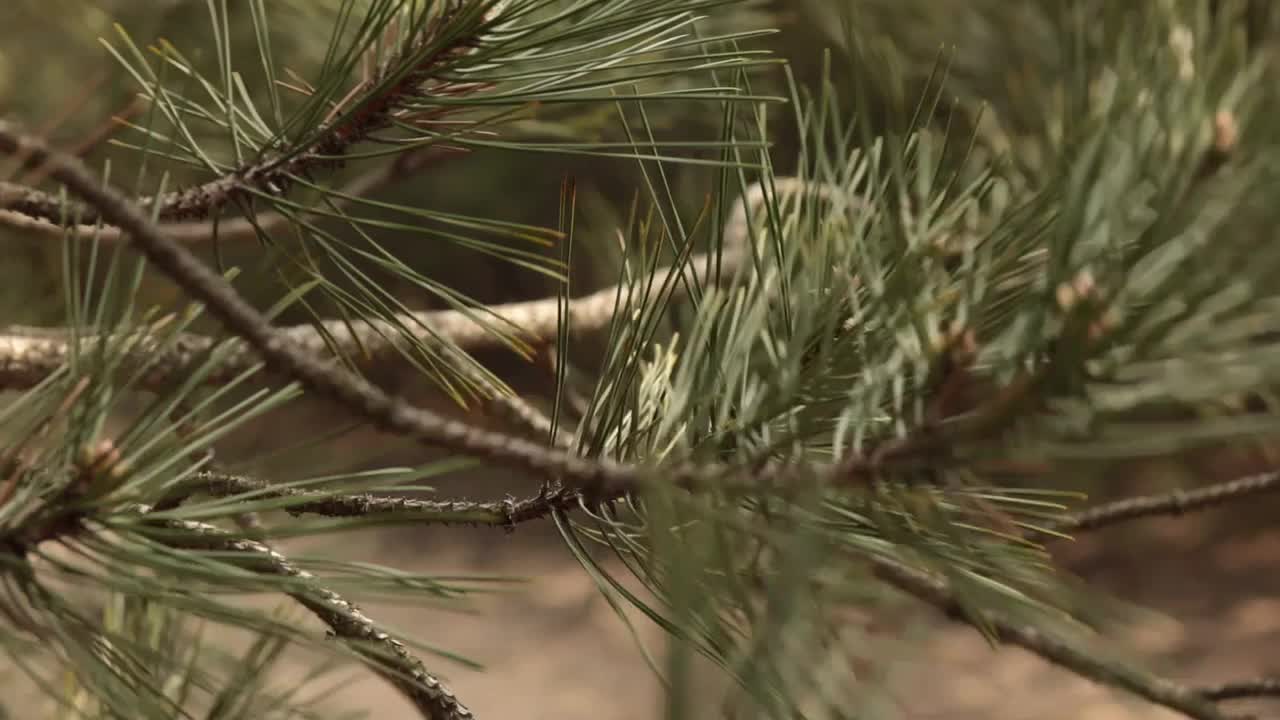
[2,1,1280,718]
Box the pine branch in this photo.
[1043,470,1280,536]
[870,555,1234,720]
[190,466,1280,716]
[194,463,1280,544]
[1199,679,1280,701]
[0,1,492,230]
[0,171,782,398]
[165,516,472,720]
[3,459,474,718]
[0,144,457,245]
[193,470,578,527]
[0,127,861,521]
[0,176,797,394]
[0,117,1029,517]
[0,120,663,503]
[0,245,742,392]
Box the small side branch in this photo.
[194,470,579,527]
[1046,470,1280,535]
[1199,679,1280,701]
[0,248,740,393]
[0,145,456,245]
[870,556,1231,720]
[169,517,472,720]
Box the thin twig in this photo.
[1044,470,1280,536]
[0,176,812,395]
[199,468,1271,718]
[193,464,1280,542]
[0,144,457,244]
[1198,679,1280,701]
[869,555,1231,720]
[165,516,472,720]
[193,470,579,527]
[0,247,743,391]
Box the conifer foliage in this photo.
[1,0,1279,718]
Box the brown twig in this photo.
[1198,679,1280,701]
[0,144,458,245]
[164,516,472,720]
[870,555,1233,720]
[0,245,744,392]
[1043,470,1280,536]
[193,470,579,528]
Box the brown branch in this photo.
[0,125,1020,525]
[139,472,1280,719]
[870,555,1233,720]
[0,246,742,392]
[0,144,457,244]
[1043,470,1280,536]
[193,470,578,528]
[0,169,767,396]
[1199,679,1280,701]
[0,177,779,398]
[166,516,472,720]
[194,463,1280,545]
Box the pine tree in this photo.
[0,0,1279,718]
